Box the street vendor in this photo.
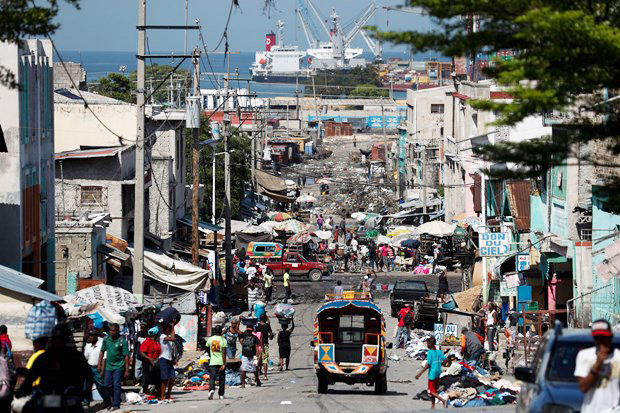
[460,327,484,363]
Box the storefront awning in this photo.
[0,264,63,303]
[177,217,223,233]
[259,188,296,204]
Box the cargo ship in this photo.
[250,21,313,83]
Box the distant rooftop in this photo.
[54,88,133,105]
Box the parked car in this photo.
[389,279,430,316]
[515,322,620,413]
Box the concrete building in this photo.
[54,213,110,295]
[53,62,87,91]
[405,85,454,197]
[54,91,185,248]
[55,146,138,241]
[0,39,56,289]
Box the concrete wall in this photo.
[53,62,87,91]
[55,216,107,295]
[54,99,136,153]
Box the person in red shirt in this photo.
[0,325,12,351]
[139,327,162,395]
[396,304,414,349]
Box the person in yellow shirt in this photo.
[263,271,273,304]
[283,270,291,302]
[25,337,48,386]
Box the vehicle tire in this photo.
[310,269,322,282]
[374,374,387,395]
[317,374,328,394]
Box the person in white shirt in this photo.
[574,319,620,413]
[246,265,257,281]
[350,237,358,252]
[83,332,111,406]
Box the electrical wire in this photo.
[209,0,236,52]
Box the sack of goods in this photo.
[212,311,226,326]
[156,307,181,325]
[274,303,295,319]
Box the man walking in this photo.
[256,314,274,381]
[575,319,620,413]
[283,269,292,303]
[98,323,129,411]
[263,270,273,304]
[84,331,111,406]
[240,324,261,388]
[396,304,414,349]
[206,325,227,400]
[159,322,177,402]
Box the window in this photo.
[431,104,445,114]
[80,186,103,206]
[122,184,135,213]
[338,315,365,343]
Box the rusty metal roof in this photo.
[505,180,531,231]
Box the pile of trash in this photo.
[172,359,244,391]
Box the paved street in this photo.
[141,290,515,413]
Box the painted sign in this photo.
[175,315,198,351]
[500,281,518,297]
[479,232,511,256]
[318,343,335,363]
[362,345,379,364]
[434,323,444,342]
[445,324,458,338]
[517,254,530,271]
[505,273,522,289]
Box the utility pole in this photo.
[224,49,233,292]
[311,75,320,146]
[382,101,389,182]
[422,144,427,218]
[191,46,201,266]
[133,0,146,303]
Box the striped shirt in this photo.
[387,247,395,258]
[247,287,258,303]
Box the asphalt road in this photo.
[138,286,516,413]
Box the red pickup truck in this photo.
[262,251,331,282]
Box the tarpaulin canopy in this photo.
[129,248,210,291]
[255,170,296,203]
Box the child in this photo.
[277,320,295,371]
[415,337,449,409]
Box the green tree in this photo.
[0,0,79,88]
[91,73,134,103]
[351,84,389,98]
[373,0,620,204]
[92,64,190,105]
[304,65,383,97]
[185,117,251,220]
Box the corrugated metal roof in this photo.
[505,180,531,231]
[0,264,63,302]
[55,147,122,160]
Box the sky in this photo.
[52,0,433,53]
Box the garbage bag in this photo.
[274,303,295,318]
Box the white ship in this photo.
[250,21,313,83]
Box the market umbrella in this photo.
[314,230,333,240]
[258,221,279,235]
[296,194,318,203]
[317,178,332,184]
[400,239,421,249]
[287,232,315,244]
[376,235,391,245]
[391,231,419,245]
[387,225,418,237]
[275,219,308,234]
[417,220,457,237]
[269,212,293,222]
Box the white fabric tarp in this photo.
[64,284,137,314]
[130,248,210,291]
